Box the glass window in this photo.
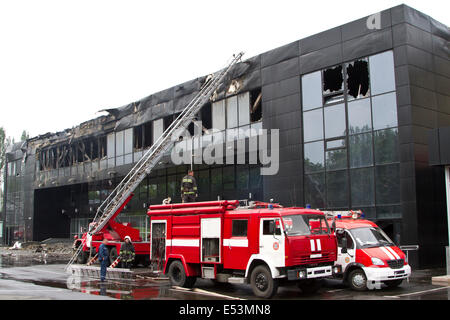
[376,205,401,219]
[226,95,238,128]
[304,173,326,208]
[232,220,248,237]
[374,128,399,164]
[302,71,322,111]
[375,164,400,205]
[223,166,235,190]
[238,92,250,126]
[369,51,396,95]
[350,167,375,206]
[326,148,347,171]
[153,118,164,144]
[249,166,262,189]
[348,98,372,134]
[124,128,133,155]
[349,133,373,168]
[107,133,115,159]
[263,219,281,235]
[115,131,124,156]
[304,141,324,173]
[212,100,226,131]
[324,103,346,138]
[326,170,348,208]
[211,167,222,196]
[303,108,323,142]
[372,92,398,130]
[236,166,249,190]
[326,139,345,149]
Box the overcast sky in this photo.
[0,0,448,141]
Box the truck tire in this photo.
[109,247,118,265]
[383,279,403,288]
[348,269,367,291]
[167,260,196,288]
[77,251,88,264]
[250,265,278,299]
[297,279,322,294]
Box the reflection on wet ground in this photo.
[0,255,449,300]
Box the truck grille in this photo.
[293,252,333,265]
[387,259,404,269]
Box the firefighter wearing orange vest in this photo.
[181,170,197,203]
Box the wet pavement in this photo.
[0,254,449,300]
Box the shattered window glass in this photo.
[322,65,344,105]
[346,59,370,100]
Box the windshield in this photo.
[282,215,330,236]
[349,227,395,248]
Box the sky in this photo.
[0,0,448,142]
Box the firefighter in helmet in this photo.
[181,169,197,203]
[120,236,135,268]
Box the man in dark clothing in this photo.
[120,236,135,268]
[181,170,197,203]
[98,239,109,282]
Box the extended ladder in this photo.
[65,52,244,271]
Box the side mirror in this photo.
[341,237,348,254]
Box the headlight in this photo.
[371,257,385,266]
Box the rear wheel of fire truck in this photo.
[383,279,403,288]
[297,279,323,294]
[250,265,278,299]
[348,269,368,291]
[167,260,196,288]
[109,247,118,265]
[76,250,88,264]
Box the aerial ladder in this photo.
[65,52,244,271]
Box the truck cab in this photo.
[326,211,411,290]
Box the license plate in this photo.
[395,270,405,274]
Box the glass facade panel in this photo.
[153,119,164,144]
[349,133,373,168]
[374,128,399,164]
[226,95,238,128]
[324,103,346,138]
[302,71,322,111]
[350,167,375,206]
[303,109,323,142]
[348,98,372,134]
[326,170,348,208]
[372,92,398,130]
[304,173,326,208]
[369,51,396,95]
[238,92,250,126]
[304,141,324,173]
[212,100,226,131]
[107,133,115,158]
[115,131,124,156]
[375,164,400,205]
[326,149,347,171]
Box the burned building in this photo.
[1,4,449,269]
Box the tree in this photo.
[21,130,29,141]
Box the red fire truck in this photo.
[74,194,151,266]
[325,210,411,291]
[147,200,340,298]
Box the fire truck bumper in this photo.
[287,265,338,280]
[362,265,411,282]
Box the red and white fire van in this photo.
[325,211,411,291]
[147,200,341,298]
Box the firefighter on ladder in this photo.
[120,236,135,268]
[181,169,198,203]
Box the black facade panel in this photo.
[437,93,450,115]
[299,43,343,74]
[405,45,434,72]
[391,4,431,33]
[342,28,393,61]
[396,86,412,108]
[264,110,302,131]
[262,93,301,118]
[431,35,449,61]
[434,55,450,79]
[261,76,300,102]
[430,17,450,41]
[435,74,450,96]
[398,105,412,126]
[278,127,303,148]
[261,41,299,68]
[299,26,341,55]
[341,9,391,42]
[261,57,299,86]
[411,105,437,128]
[395,65,410,87]
[410,86,438,111]
[438,127,450,164]
[399,143,415,162]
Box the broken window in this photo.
[250,88,262,123]
[200,102,212,131]
[143,121,152,148]
[99,136,107,159]
[322,65,344,105]
[346,59,369,100]
[133,125,143,150]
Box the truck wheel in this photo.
[297,279,322,294]
[109,247,118,265]
[383,279,403,288]
[250,265,278,299]
[348,269,367,291]
[168,260,196,288]
[77,251,88,264]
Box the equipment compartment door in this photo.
[151,221,166,271]
[200,218,221,263]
